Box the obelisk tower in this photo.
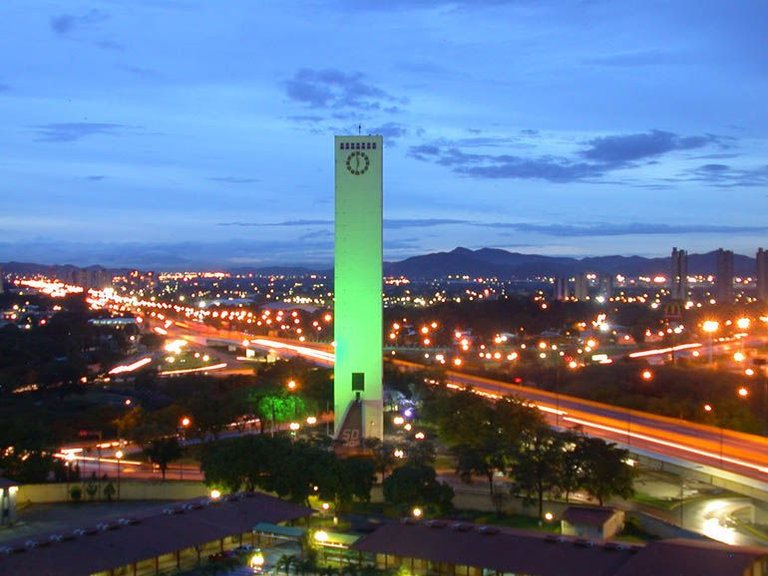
[334,135,383,446]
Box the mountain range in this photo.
[1,247,759,280]
[382,247,757,280]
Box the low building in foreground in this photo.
[0,478,19,526]
[351,519,768,576]
[561,506,625,540]
[0,492,310,576]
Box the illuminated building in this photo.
[0,265,4,294]
[334,135,384,445]
[554,277,569,301]
[574,274,589,300]
[715,248,734,303]
[669,247,688,301]
[757,247,768,301]
[599,274,614,300]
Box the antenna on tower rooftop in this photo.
[358,124,362,135]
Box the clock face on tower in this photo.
[345,150,370,175]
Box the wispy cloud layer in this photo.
[34,123,128,142]
[218,219,468,229]
[482,222,768,237]
[50,10,108,36]
[582,130,721,164]
[284,68,402,112]
[409,130,726,182]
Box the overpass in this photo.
[164,321,768,500]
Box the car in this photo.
[208,550,235,562]
[233,544,256,556]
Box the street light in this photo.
[641,369,653,381]
[703,404,723,468]
[737,387,749,398]
[115,450,124,500]
[702,321,719,365]
[179,416,191,480]
[287,379,297,391]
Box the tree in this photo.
[145,437,183,480]
[508,426,564,520]
[337,457,375,506]
[577,437,635,505]
[424,389,543,496]
[382,463,453,515]
[557,430,585,503]
[363,437,396,481]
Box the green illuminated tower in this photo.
[334,135,383,446]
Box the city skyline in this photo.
[2,0,767,269]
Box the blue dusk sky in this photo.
[1,0,767,269]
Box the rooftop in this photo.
[0,492,310,576]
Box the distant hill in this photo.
[0,261,130,277]
[2,248,758,281]
[384,247,757,280]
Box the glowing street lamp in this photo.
[737,387,749,398]
[287,379,297,391]
[641,369,653,381]
[115,450,124,500]
[412,507,423,519]
[249,550,266,571]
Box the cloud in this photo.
[207,176,261,184]
[682,163,768,188]
[481,222,768,237]
[585,49,681,68]
[50,10,108,36]
[409,144,605,182]
[385,219,469,229]
[218,219,468,230]
[284,68,402,111]
[367,122,409,141]
[410,130,725,182]
[34,122,128,142]
[582,130,720,164]
[218,220,332,228]
[122,66,160,78]
[85,175,106,181]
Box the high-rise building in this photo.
[599,274,614,300]
[334,135,384,446]
[715,248,734,303]
[669,247,688,301]
[0,265,4,295]
[554,277,569,301]
[757,248,768,301]
[574,274,589,300]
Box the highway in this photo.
[159,321,768,490]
